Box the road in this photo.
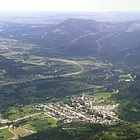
[44,112,58,121]
[44,105,90,121]
[1,45,15,53]
[0,57,84,86]
[8,125,35,140]
[0,113,41,139]
[13,112,42,122]
[47,58,84,77]
[0,125,8,130]
[0,112,42,124]
[45,105,72,119]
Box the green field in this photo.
[11,113,57,133]
[28,116,57,131]
[7,105,40,121]
[115,69,124,73]
[0,128,14,139]
[93,92,117,100]
[47,117,57,127]
[119,74,129,79]
[11,127,26,137]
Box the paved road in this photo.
[46,58,84,77]
[0,58,84,86]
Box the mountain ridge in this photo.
[1,18,140,65]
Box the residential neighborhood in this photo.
[34,95,120,125]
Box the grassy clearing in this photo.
[0,128,14,139]
[99,130,132,140]
[8,105,40,121]
[11,127,26,137]
[27,115,57,132]
[0,81,5,84]
[74,91,117,105]
[85,93,116,105]
[92,101,116,105]
[105,74,113,80]
[88,57,96,60]
[29,114,57,128]
[95,86,103,89]
[30,114,42,119]
[47,117,57,127]
[99,132,117,140]
[115,69,123,73]
[25,114,42,132]
[119,74,129,79]
[93,92,117,100]
[61,81,93,92]
[26,125,36,132]
[78,60,95,66]
[12,114,57,133]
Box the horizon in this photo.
[1,0,140,12]
[1,10,140,13]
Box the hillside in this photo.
[1,18,140,65]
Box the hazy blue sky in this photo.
[0,0,140,12]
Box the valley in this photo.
[0,12,140,140]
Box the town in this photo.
[34,94,120,125]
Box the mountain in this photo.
[1,18,140,65]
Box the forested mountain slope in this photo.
[1,18,140,65]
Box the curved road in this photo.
[0,58,84,86]
[48,58,84,77]
[9,125,18,140]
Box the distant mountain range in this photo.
[1,11,140,24]
[1,18,140,65]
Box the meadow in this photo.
[0,128,14,139]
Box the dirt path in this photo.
[8,125,35,140]
[19,127,34,136]
[0,113,42,139]
[8,125,18,140]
